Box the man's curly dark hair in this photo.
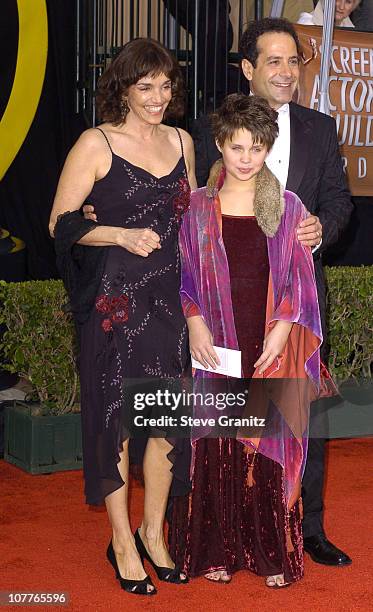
[239,18,302,67]
[96,38,184,125]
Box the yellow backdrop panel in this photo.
[0,0,48,179]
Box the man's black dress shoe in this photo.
[303,534,352,566]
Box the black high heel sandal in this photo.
[134,529,189,584]
[106,540,157,596]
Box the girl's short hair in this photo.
[96,38,184,124]
[210,94,279,150]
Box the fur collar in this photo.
[206,159,285,237]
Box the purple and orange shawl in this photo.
[179,163,331,508]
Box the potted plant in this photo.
[0,279,82,473]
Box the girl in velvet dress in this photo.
[169,94,328,588]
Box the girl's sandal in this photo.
[265,574,291,589]
[204,570,232,584]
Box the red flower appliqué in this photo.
[101,318,113,332]
[112,308,128,323]
[95,295,112,314]
[96,293,130,332]
[173,177,191,221]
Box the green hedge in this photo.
[325,266,373,382]
[0,280,79,414]
[0,269,371,413]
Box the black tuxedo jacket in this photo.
[191,102,353,338]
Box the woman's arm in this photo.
[49,129,107,238]
[49,129,160,256]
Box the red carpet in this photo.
[1,438,372,612]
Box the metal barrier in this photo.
[76,0,267,127]
[76,1,371,127]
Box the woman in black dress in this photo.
[49,39,196,596]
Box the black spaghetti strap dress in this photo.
[79,127,190,505]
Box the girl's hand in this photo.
[116,228,161,257]
[187,316,220,370]
[254,320,293,374]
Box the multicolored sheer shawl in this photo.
[179,163,332,508]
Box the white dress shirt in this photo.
[265,102,322,253]
[265,103,290,188]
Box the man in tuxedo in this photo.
[193,17,353,566]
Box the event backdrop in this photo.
[0,0,83,279]
[0,6,372,279]
[0,0,48,180]
[296,24,373,197]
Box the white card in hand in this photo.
[192,346,241,378]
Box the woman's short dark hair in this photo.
[239,18,301,67]
[96,38,184,124]
[210,94,279,151]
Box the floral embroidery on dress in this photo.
[121,163,159,198]
[96,293,130,332]
[112,308,129,323]
[143,355,181,379]
[102,318,113,333]
[122,162,182,222]
[173,177,191,222]
[96,295,111,314]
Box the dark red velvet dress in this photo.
[169,216,304,583]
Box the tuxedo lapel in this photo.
[286,104,312,194]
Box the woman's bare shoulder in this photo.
[67,127,114,170]
[74,126,110,150]
[177,127,194,150]
[162,125,193,149]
